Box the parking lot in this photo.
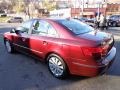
[0,23,120,90]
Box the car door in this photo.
[13,20,34,53]
[29,20,59,60]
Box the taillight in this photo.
[82,47,102,56]
[82,46,109,59]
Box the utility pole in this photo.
[98,2,100,17]
[104,0,108,16]
[81,0,84,17]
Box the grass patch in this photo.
[0,17,11,23]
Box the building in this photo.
[50,8,71,18]
[50,0,106,18]
[106,3,120,15]
[106,0,120,15]
[69,0,120,18]
[27,0,119,18]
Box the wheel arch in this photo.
[45,51,64,62]
[45,51,70,73]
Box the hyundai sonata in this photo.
[4,18,116,78]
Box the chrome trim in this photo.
[13,43,43,54]
[72,62,106,68]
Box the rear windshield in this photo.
[56,19,94,35]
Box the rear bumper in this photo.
[69,47,116,77]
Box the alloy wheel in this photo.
[48,56,64,77]
[5,40,12,53]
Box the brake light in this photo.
[82,47,102,56]
[82,46,109,59]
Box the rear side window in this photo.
[56,19,94,35]
[32,20,48,36]
[31,20,58,37]
[21,20,33,29]
[47,24,58,37]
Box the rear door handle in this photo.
[22,37,26,42]
[43,41,48,45]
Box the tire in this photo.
[4,40,14,53]
[47,54,68,79]
[112,22,117,27]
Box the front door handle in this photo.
[22,37,28,42]
[43,41,48,45]
[22,38,26,42]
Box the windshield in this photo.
[56,19,94,35]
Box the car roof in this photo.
[32,18,72,22]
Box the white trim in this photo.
[72,62,106,68]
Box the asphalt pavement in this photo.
[0,23,120,90]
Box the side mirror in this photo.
[10,28,20,34]
[10,28,16,33]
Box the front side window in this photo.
[16,26,28,34]
[17,20,33,34]
[56,19,94,35]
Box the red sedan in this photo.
[4,18,116,79]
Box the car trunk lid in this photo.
[77,30,114,60]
